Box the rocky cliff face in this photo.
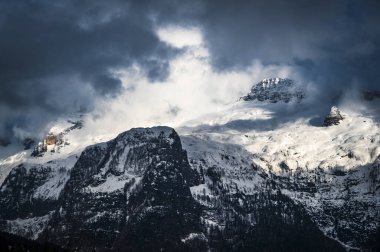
[277,157,380,250]
[182,136,345,252]
[43,127,202,251]
[0,157,75,239]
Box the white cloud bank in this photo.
[156,25,203,48]
[71,26,299,142]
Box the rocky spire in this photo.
[323,106,344,126]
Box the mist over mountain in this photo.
[0,0,379,147]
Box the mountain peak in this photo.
[240,78,305,103]
[323,106,344,126]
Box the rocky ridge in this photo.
[0,127,348,251]
[240,78,305,103]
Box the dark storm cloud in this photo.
[91,74,123,97]
[147,0,380,98]
[0,0,184,140]
[1,0,379,143]
[142,59,170,82]
[192,0,380,95]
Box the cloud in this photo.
[91,73,123,97]
[0,0,180,142]
[79,27,297,141]
[190,0,380,95]
[0,0,379,149]
[157,26,203,48]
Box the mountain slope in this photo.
[0,126,346,251]
[44,127,203,251]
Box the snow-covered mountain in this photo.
[240,78,305,103]
[0,78,379,251]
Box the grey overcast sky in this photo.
[0,0,379,143]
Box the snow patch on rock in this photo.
[4,212,53,240]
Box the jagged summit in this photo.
[323,106,344,127]
[115,126,175,143]
[31,119,83,157]
[240,78,305,103]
